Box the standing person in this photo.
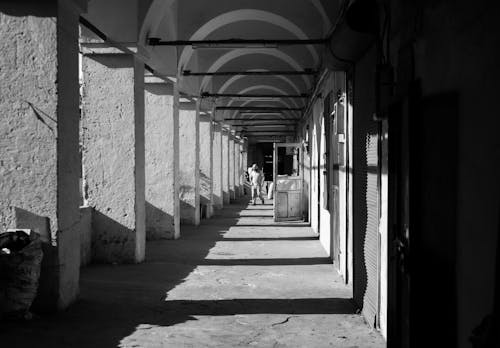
[249,164,265,205]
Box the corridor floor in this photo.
[1,199,384,348]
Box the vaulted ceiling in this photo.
[84,0,353,141]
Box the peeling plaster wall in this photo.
[82,53,145,263]
[145,81,177,239]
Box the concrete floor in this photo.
[1,199,384,348]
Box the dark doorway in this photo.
[388,82,458,347]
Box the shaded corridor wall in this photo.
[350,2,500,345]
[389,1,500,346]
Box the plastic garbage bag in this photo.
[0,230,43,320]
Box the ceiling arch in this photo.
[223,86,302,120]
[225,99,299,120]
[217,69,303,96]
[199,48,312,92]
[137,0,343,141]
[223,85,301,109]
[178,9,319,72]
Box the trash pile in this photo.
[0,230,43,320]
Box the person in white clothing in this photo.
[249,164,265,205]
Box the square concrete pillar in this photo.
[81,47,146,264]
[222,128,231,205]
[179,97,200,225]
[212,122,223,210]
[235,140,241,199]
[199,113,213,218]
[0,0,85,310]
[229,133,236,201]
[240,140,248,196]
[144,76,180,239]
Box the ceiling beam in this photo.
[242,131,295,134]
[216,106,303,111]
[201,93,309,99]
[225,121,297,125]
[226,126,296,129]
[183,70,317,77]
[231,124,295,128]
[147,38,327,46]
[225,118,298,121]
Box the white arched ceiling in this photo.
[217,69,302,96]
[224,85,303,120]
[223,85,301,109]
[226,99,299,121]
[141,0,333,42]
[199,49,312,92]
[178,9,319,72]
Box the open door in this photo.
[273,143,303,222]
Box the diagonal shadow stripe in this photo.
[220,236,319,242]
[162,298,356,315]
[195,257,332,266]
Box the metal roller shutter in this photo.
[353,119,380,327]
[363,128,379,326]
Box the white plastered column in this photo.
[222,127,231,205]
[81,44,146,264]
[179,97,200,225]
[199,112,214,218]
[144,75,180,239]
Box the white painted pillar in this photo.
[179,98,200,225]
[82,45,146,264]
[229,132,236,201]
[222,127,230,205]
[234,139,241,199]
[238,139,245,197]
[199,113,213,218]
[144,75,179,239]
[212,122,223,210]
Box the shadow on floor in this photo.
[0,197,353,348]
[220,236,318,242]
[161,298,356,316]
